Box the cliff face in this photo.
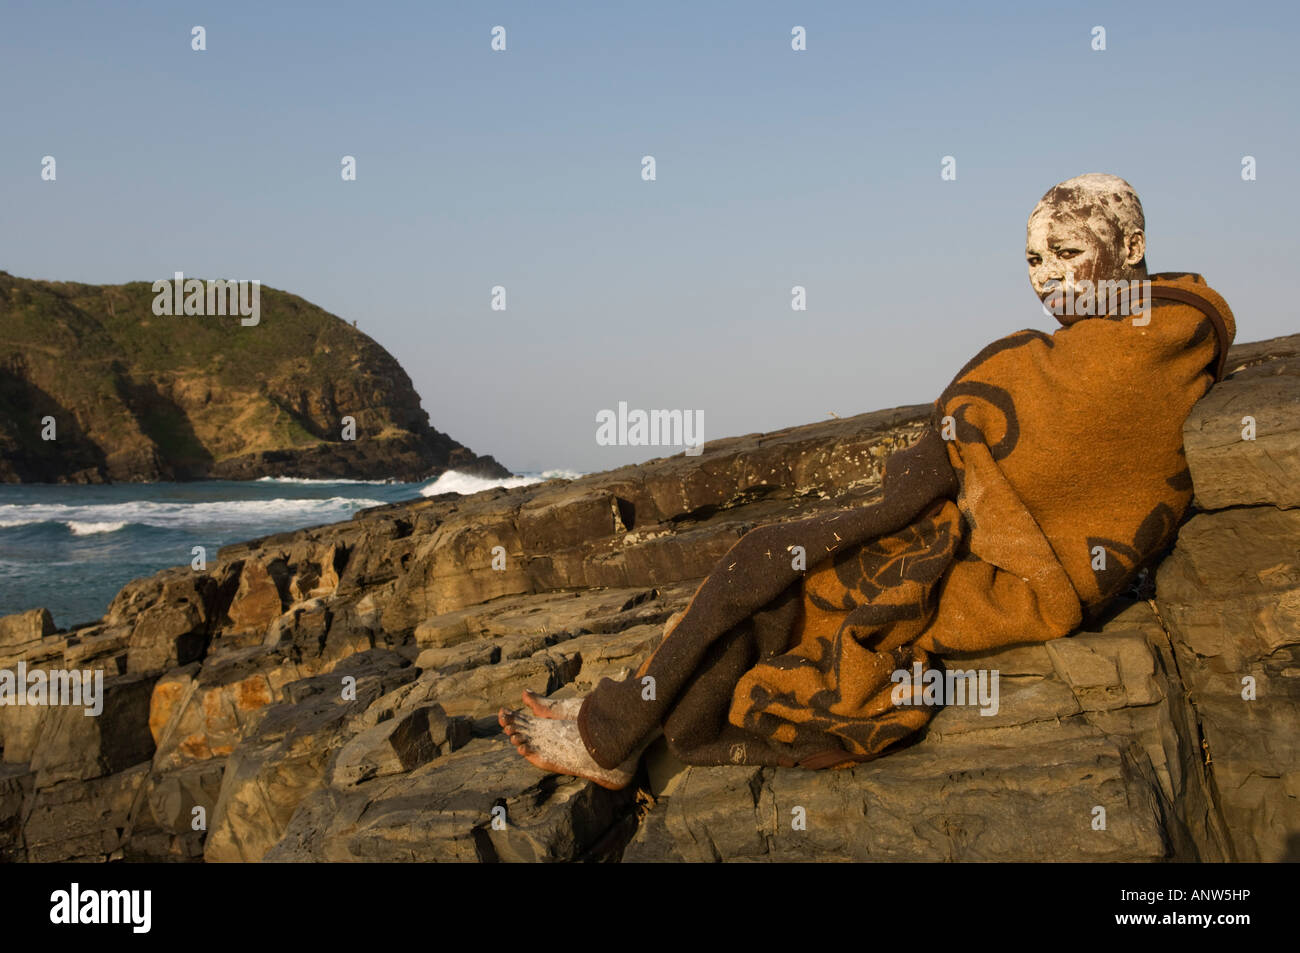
[0,272,507,482]
[0,333,1296,863]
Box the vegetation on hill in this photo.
[0,272,507,482]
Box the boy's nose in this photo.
[1030,263,1062,291]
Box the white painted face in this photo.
[1026,192,1133,327]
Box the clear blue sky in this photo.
[3,1,1296,473]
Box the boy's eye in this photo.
[1058,249,1081,259]
[1027,256,1041,265]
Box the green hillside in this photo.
[0,272,507,482]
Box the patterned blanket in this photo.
[577,273,1236,770]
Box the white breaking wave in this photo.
[67,520,128,536]
[0,497,388,532]
[419,469,583,497]
[255,477,399,485]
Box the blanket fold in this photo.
[576,273,1236,770]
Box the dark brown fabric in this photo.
[577,429,958,769]
[577,273,1236,771]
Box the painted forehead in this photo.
[1027,193,1121,241]
[1026,209,1105,242]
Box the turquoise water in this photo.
[0,479,422,629]
[0,469,580,630]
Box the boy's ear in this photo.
[1124,230,1146,266]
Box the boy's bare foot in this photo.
[520,689,584,720]
[497,706,637,790]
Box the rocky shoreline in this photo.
[1,332,1297,862]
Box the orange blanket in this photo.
[578,273,1235,769]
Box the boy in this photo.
[500,173,1236,788]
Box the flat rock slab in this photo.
[267,739,635,862]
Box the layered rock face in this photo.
[0,272,507,482]
[0,334,1296,862]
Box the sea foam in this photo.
[419,469,582,497]
[66,521,128,536]
[255,477,397,485]
[0,497,387,532]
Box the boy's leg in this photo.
[496,610,686,788]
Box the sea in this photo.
[0,470,581,631]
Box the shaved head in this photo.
[1026,173,1148,326]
